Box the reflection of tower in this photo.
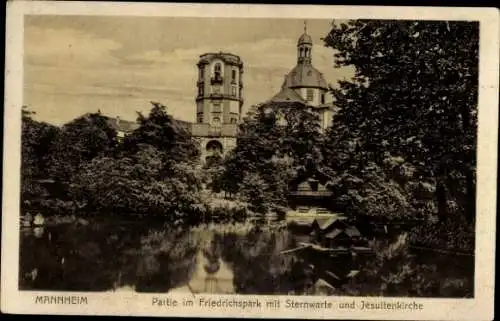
[191,52,244,164]
[202,243,221,293]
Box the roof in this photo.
[345,270,360,278]
[198,52,243,66]
[290,166,333,190]
[268,87,306,104]
[106,116,193,135]
[345,227,361,237]
[314,278,335,290]
[298,33,313,45]
[106,117,139,133]
[320,217,345,230]
[324,228,344,240]
[312,103,335,110]
[324,270,341,280]
[282,64,328,89]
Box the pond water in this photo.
[19,220,327,294]
[19,219,474,297]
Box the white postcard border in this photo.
[2,2,499,320]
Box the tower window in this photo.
[212,103,221,112]
[321,93,325,104]
[200,68,204,80]
[306,89,314,101]
[197,113,204,123]
[198,86,204,96]
[231,86,237,97]
[214,63,222,77]
[230,117,237,124]
[232,70,237,83]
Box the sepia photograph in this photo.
[2,2,498,320]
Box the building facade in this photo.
[265,23,335,130]
[112,24,335,164]
[190,52,244,164]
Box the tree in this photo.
[46,112,118,183]
[21,106,60,179]
[69,145,206,221]
[238,173,271,214]
[220,102,324,207]
[122,102,200,163]
[323,20,478,222]
[21,106,61,209]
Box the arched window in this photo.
[212,62,223,84]
[321,93,325,104]
[214,63,222,79]
[231,70,237,83]
[206,140,223,154]
[230,117,237,124]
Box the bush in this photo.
[69,146,206,222]
[409,217,475,253]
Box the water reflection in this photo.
[19,221,311,294]
[19,220,474,297]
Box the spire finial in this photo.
[304,20,307,34]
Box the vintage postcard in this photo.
[2,1,499,320]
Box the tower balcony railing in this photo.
[211,76,224,85]
[209,127,222,135]
[191,123,238,137]
[210,92,224,98]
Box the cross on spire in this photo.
[303,20,308,34]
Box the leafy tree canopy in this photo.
[323,20,478,222]
[46,112,118,183]
[219,102,324,205]
[122,102,200,163]
[69,145,205,219]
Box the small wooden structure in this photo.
[287,166,335,213]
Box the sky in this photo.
[24,15,355,125]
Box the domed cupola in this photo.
[297,21,313,65]
[298,33,312,46]
[281,21,328,91]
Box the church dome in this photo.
[282,64,328,89]
[298,33,313,45]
